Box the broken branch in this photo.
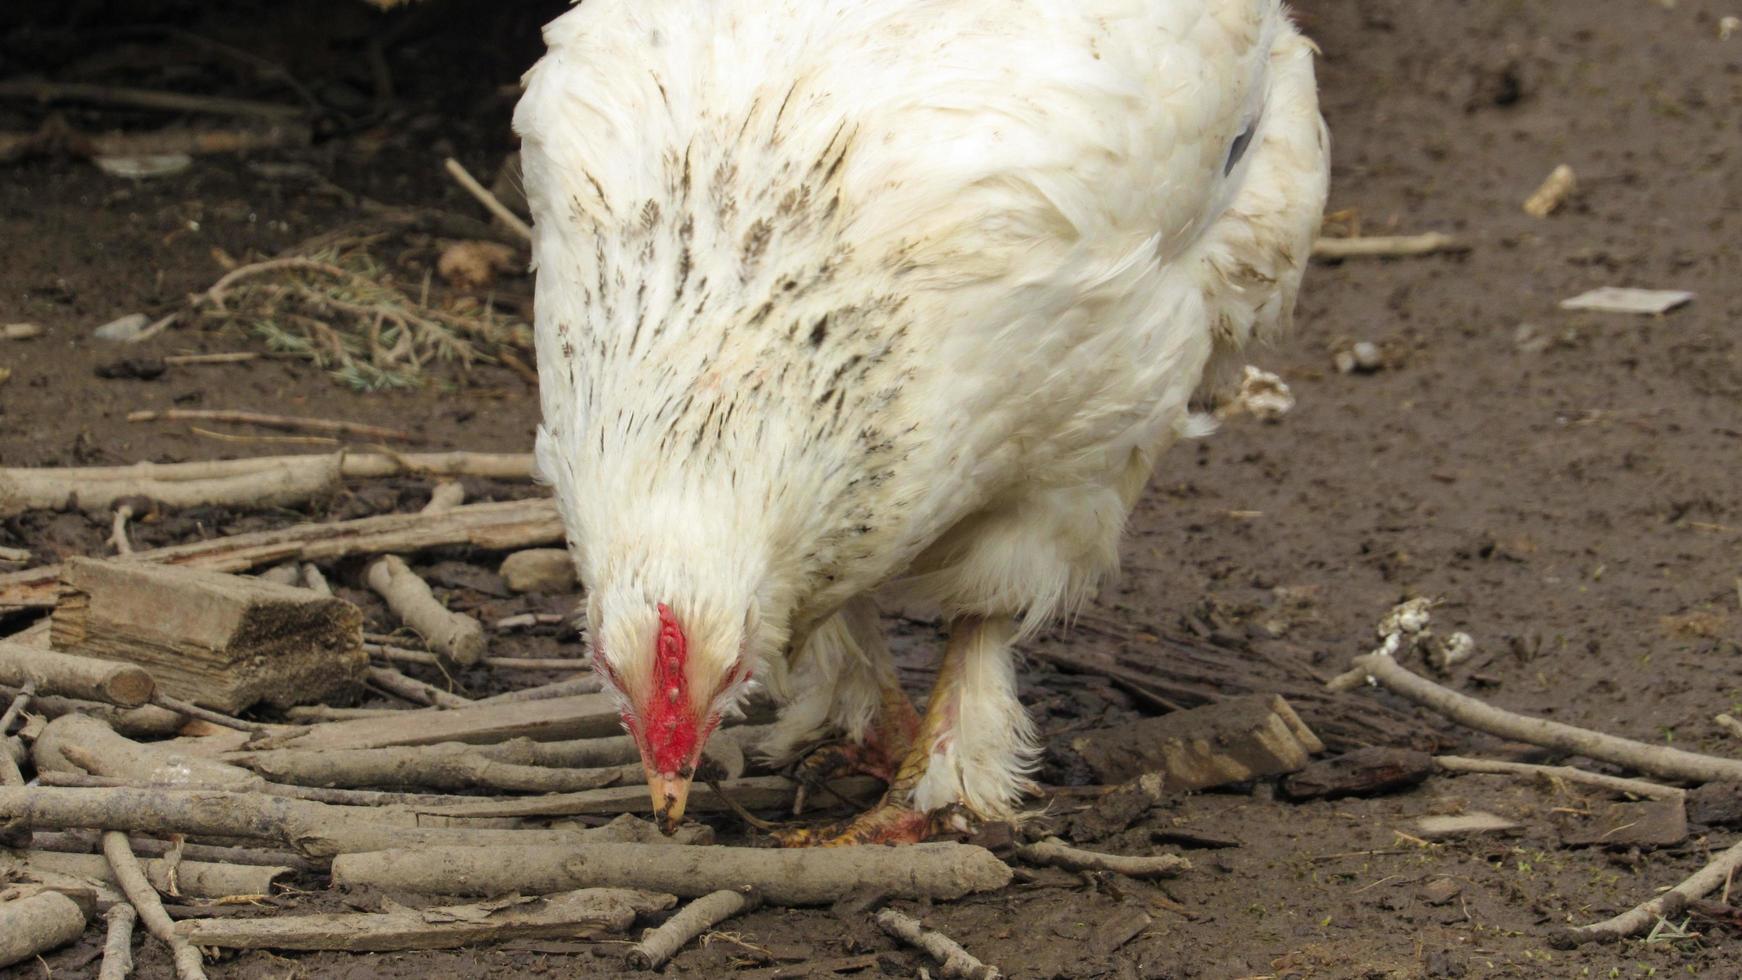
[1015,837,1191,879]
[627,887,761,969]
[365,555,486,666]
[443,156,533,242]
[875,908,1001,980]
[98,903,136,980]
[0,641,155,706]
[332,841,1014,906]
[101,831,208,980]
[230,741,631,793]
[1554,836,1742,946]
[1343,653,1742,784]
[367,665,471,708]
[0,889,86,969]
[1435,755,1686,802]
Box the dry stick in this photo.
[371,641,590,674]
[0,786,694,858]
[189,426,337,447]
[37,769,477,809]
[365,556,486,666]
[470,674,603,705]
[628,887,762,970]
[285,705,401,722]
[172,888,673,952]
[421,480,466,515]
[150,693,279,734]
[109,503,135,555]
[0,78,304,120]
[32,831,318,873]
[0,641,156,706]
[14,848,291,900]
[230,741,632,793]
[1015,837,1192,880]
[98,903,137,980]
[9,451,533,484]
[0,545,31,563]
[6,687,184,739]
[1435,756,1686,802]
[367,665,471,708]
[1,681,35,787]
[333,841,1014,905]
[127,408,414,443]
[301,563,332,595]
[0,890,87,970]
[1553,837,1742,947]
[1310,232,1465,260]
[0,124,307,164]
[443,157,533,242]
[0,681,35,732]
[1341,653,1742,784]
[0,497,563,610]
[875,908,1002,980]
[101,832,208,980]
[0,457,344,517]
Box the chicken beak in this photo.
[647,768,692,835]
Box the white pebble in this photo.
[93,313,149,342]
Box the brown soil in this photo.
[4,0,1741,977]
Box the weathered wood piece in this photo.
[0,889,86,969]
[101,832,208,979]
[34,713,262,790]
[98,903,136,980]
[1280,746,1435,801]
[7,849,291,898]
[365,556,485,666]
[0,786,680,858]
[0,642,156,706]
[4,689,186,738]
[241,692,620,752]
[0,498,563,610]
[1055,694,1323,787]
[1015,837,1190,880]
[627,887,761,969]
[1554,836,1742,947]
[332,841,1014,906]
[1688,782,1742,828]
[1435,755,1686,802]
[230,741,632,793]
[875,908,1001,980]
[173,888,671,952]
[409,775,880,821]
[51,557,365,712]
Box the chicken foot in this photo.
[779,616,998,847]
[792,668,920,804]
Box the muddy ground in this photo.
[3,0,1741,977]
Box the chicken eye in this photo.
[1224,118,1258,176]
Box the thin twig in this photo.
[1341,652,1742,784]
[1435,756,1685,802]
[875,908,1001,980]
[128,408,414,442]
[1555,837,1742,947]
[0,681,35,733]
[101,831,208,979]
[150,693,277,734]
[0,78,304,120]
[443,157,533,242]
[366,665,470,708]
[189,425,339,447]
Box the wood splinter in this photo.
[875,908,1002,980]
[627,886,762,970]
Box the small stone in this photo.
[498,548,578,594]
[1419,878,1463,906]
[1428,631,1476,671]
[1332,349,1358,374]
[92,312,149,342]
[1351,341,1383,371]
[2,322,45,341]
[1070,772,1166,841]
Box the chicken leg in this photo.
[779,614,1029,846]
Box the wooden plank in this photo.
[52,558,365,713]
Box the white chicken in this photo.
[515,0,1329,843]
